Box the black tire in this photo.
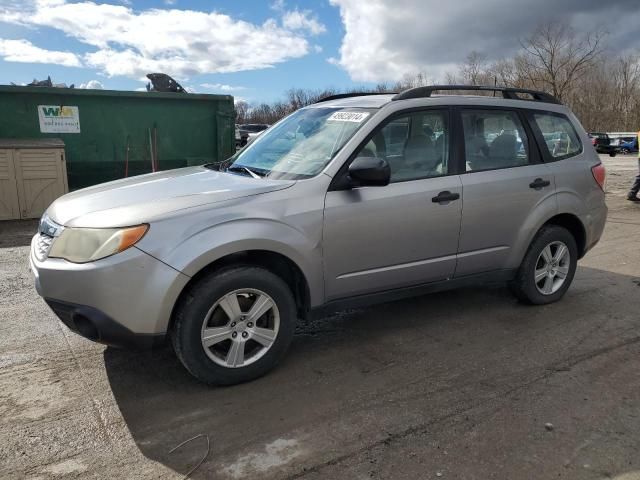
[171,266,297,385]
[609,151,616,157]
[510,225,578,305]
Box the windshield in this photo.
[229,107,374,179]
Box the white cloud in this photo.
[0,38,82,67]
[329,0,424,82]
[270,0,285,11]
[0,0,317,79]
[79,79,104,89]
[329,0,640,83]
[282,9,326,35]
[200,83,245,92]
[164,0,176,5]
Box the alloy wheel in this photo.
[534,241,571,295]
[200,289,280,368]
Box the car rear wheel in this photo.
[510,225,578,305]
[171,266,297,385]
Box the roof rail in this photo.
[314,92,396,104]
[392,85,561,104]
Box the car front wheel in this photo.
[171,266,297,385]
[510,225,578,305]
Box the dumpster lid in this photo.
[0,138,65,149]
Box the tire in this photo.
[510,225,578,305]
[609,151,616,157]
[171,266,297,385]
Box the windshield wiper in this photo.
[226,165,264,179]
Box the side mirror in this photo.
[348,156,390,187]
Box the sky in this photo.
[1,0,639,104]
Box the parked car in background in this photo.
[619,136,638,154]
[240,123,270,144]
[588,132,617,156]
[31,85,607,385]
[235,125,249,148]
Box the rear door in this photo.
[455,107,556,276]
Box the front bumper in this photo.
[45,298,164,349]
[30,234,190,347]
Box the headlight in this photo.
[48,225,149,263]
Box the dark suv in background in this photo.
[240,123,270,144]
[589,132,617,156]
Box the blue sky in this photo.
[1,0,638,104]
[0,0,355,103]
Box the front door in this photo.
[323,109,462,301]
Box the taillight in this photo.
[591,138,597,146]
[591,163,606,190]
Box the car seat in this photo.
[489,133,517,168]
[400,135,440,178]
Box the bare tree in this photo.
[235,21,640,132]
[460,52,493,86]
[612,55,640,128]
[234,100,249,124]
[518,22,605,101]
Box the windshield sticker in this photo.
[327,111,370,123]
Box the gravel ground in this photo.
[0,155,639,480]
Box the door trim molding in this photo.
[457,245,509,258]
[312,268,516,319]
[336,253,457,280]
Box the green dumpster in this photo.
[0,85,235,190]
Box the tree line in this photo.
[235,22,640,133]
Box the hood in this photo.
[48,166,294,228]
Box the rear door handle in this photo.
[432,191,460,204]
[529,178,551,190]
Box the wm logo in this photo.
[41,106,74,117]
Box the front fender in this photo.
[152,219,324,306]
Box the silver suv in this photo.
[30,85,607,385]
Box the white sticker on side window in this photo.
[327,111,370,123]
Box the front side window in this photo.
[532,112,582,159]
[462,110,529,172]
[354,110,449,182]
[229,107,374,179]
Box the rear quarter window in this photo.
[532,112,582,160]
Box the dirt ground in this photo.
[1,155,639,480]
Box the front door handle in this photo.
[432,191,460,204]
[529,178,551,190]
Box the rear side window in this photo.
[532,112,582,159]
[461,110,529,172]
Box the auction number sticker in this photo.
[327,111,370,123]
